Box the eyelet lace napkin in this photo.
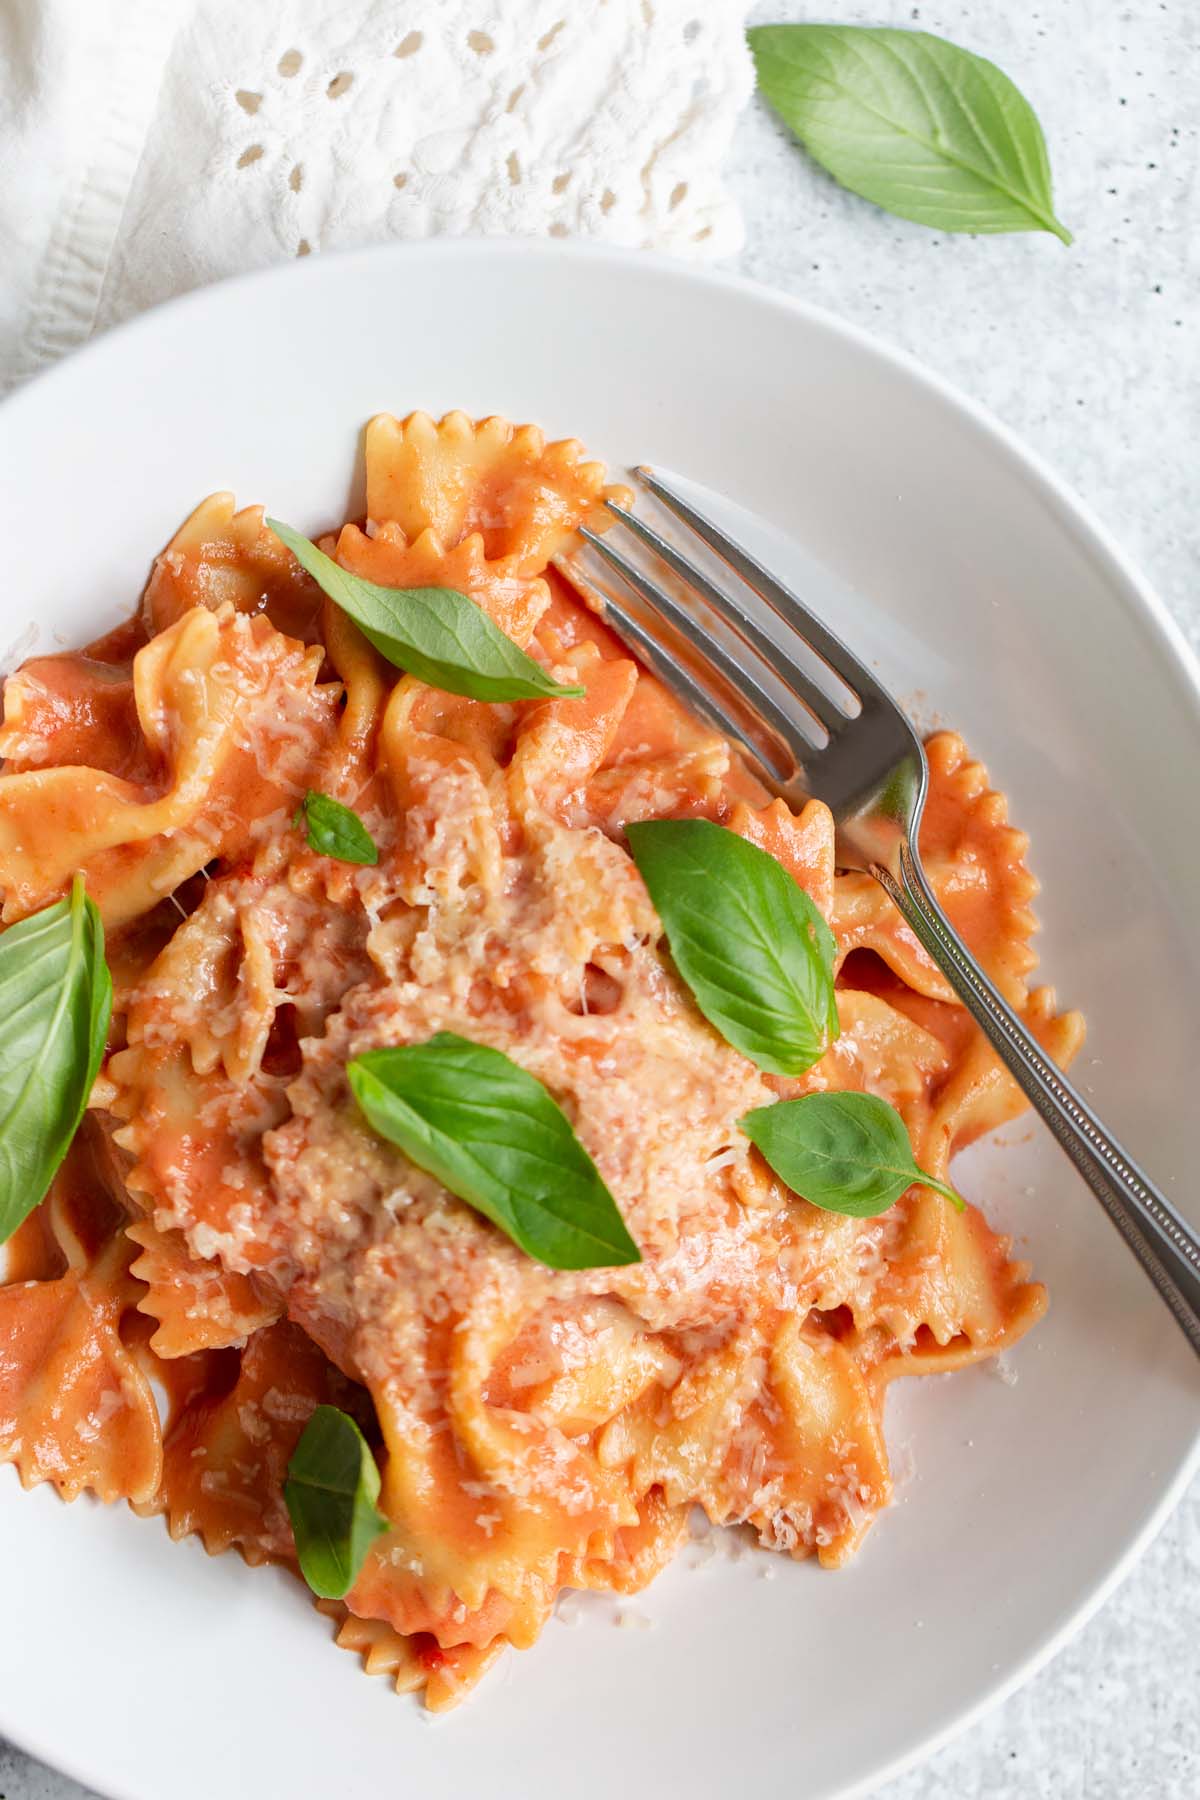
[0,0,754,394]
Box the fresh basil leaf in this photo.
[284,1405,389,1600]
[740,1090,965,1217]
[294,791,379,865]
[0,875,112,1245]
[347,1032,641,1271]
[749,24,1071,244]
[626,818,838,1077]
[266,519,584,702]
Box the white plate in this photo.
[1,241,1197,1800]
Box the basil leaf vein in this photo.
[284,1405,389,1600]
[748,24,1071,243]
[347,1032,641,1271]
[0,875,112,1245]
[626,818,838,1077]
[266,519,584,702]
[740,1090,964,1217]
[295,791,379,865]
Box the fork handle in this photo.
[871,841,1200,1361]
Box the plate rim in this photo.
[5,234,1198,707]
[0,235,1197,1800]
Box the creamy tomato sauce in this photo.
[0,413,1083,1709]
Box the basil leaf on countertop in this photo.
[625,818,838,1077]
[294,791,379,865]
[0,874,112,1245]
[267,519,584,702]
[740,1090,965,1218]
[347,1032,641,1271]
[749,24,1072,244]
[284,1405,389,1600]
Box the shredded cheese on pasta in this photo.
[0,412,1083,1711]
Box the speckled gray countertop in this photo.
[1,2,1196,1797]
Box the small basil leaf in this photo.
[266,519,584,703]
[740,1090,965,1218]
[748,25,1072,244]
[295,791,379,865]
[347,1032,641,1271]
[0,874,112,1245]
[284,1405,389,1600]
[626,818,838,1077]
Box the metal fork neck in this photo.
[875,842,1200,1359]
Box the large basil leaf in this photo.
[741,1090,964,1217]
[625,818,838,1077]
[0,875,112,1244]
[267,520,584,702]
[749,25,1071,243]
[347,1032,641,1271]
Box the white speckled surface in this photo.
[1,3,1196,1796]
[734,0,1199,655]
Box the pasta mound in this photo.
[0,413,1082,1710]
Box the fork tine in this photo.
[634,466,894,711]
[574,580,796,782]
[604,501,854,735]
[579,525,828,757]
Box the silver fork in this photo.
[574,467,1200,1361]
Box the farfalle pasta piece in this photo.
[365,411,622,570]
[0,1233,162,1505]
[833,731,1041,1003]
[334,519,552,648]
[564,1486,688,1595]
[828,981,1081,1353]
[0,604,340,926]
[595,1314,889,1567]
[375,692,507,922]
[125,1216,281,1357]
[347,1292,639,1651]
[585,744,731,830]
[507,641,638,822]
[109,862,371,1272]
[491,1297,682,1436]
[319,598,392,798]
[565,632,736,828]
[800,982,1078,1359]
[865,1197,1047,1369]
[340,1302,682,1676]
[317,1602,428,1697]
[728,795,838,921]
[751,1320,891,1565]
[327,410,629,688]
[142,493,325,641]
[152,1319,361,1561]
[816,988,951,1114]
[0,645,157,783]
[322,1603,508,1712]
[916,982,1084,1171]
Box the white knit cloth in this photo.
[0,0,754,393]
